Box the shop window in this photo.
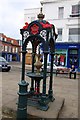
[69,49,78,67]
[54,54,66,66]
[58,7,64,19]
[12,55,16,61]
[69,56,73,65]
[69,49,78,54]
[74,56,78,66]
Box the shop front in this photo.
[2,52,20,62]
[54,49,67,66]
[40,42,80,71]
[68,48,79,68]
[55,42,80,71]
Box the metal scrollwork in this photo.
[23,31,30,43]
[40,30,47,40]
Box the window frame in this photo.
[68,28,80,42]
[58,7,64,19]
[57,28,63,41]
[72,4,80,15]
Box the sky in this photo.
[0,0,41,39]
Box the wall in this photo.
[24,8,40,23]
[41,0,79,42]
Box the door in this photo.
[68,49,78,68]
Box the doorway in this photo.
[68,49,78,68]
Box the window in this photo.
[18,40,22,46]
[13,47,15,53]
[7,46,9,52]
[58,7,64,19]
[2,45,4,51]
[9,46,11,52]
[5,46,7,51]
[57,28,62,41]
[16,47,18,53]
[69,49,78,55]
[69,28,80,42]
[72,4,80,14]
[54,54,66,66]
[2,37,5,41]
[3,46,5,51]
[31,17,35,22]
[4,38,6,41]
[70,4,80,17]
[11,40,13,43]
[0,36,2,41]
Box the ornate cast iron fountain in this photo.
[17,8,57,119]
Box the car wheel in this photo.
[7,69,10,72]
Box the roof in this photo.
[0,33,20,46]
[40,0,72,4]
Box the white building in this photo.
[41,0,80,43]
[24,0,80,70]
[24,0,80,43]
[24,8,40,23]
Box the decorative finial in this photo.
[37,7,45,20]
[40,7,42,13]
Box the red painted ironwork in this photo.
[23,22,29,29]
[40,22,52,28]
[30,24,39,35]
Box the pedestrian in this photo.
[69,65,76,79]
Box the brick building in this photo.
[0,33,21,62]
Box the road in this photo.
[1,65,78,118]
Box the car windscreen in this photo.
[0,57,6,62]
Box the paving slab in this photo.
[27,97,65,119]
[2,96,65,119]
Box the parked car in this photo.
[0,57,11,72]
[42,62,66,73]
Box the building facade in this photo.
[24,0,80,71]
[41,0,79,42]
[0,33,21,62]
[24,8,40,23]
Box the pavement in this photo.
[1,62,79,119]
[10,62,32,70]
